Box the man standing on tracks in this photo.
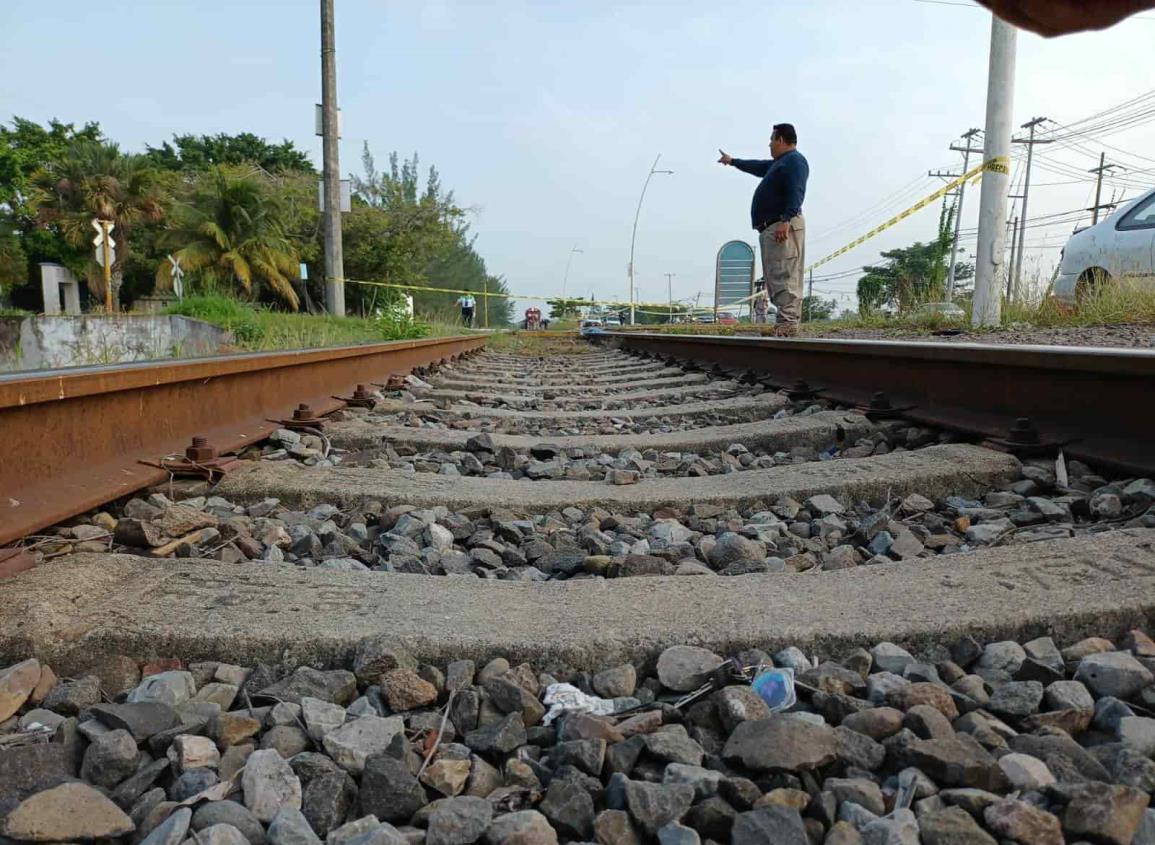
[718,124,809,337]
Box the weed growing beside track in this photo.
[617,284,1155,340]
[163,294,475,351]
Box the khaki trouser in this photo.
[758,214,805,325]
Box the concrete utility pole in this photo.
[972,14,1017,329]
[665,273,675,320]
[1089,153,1122,224]
[1011,116,1051,301]
[946,128,983,300]
[1007,216,1019,296]
[628,155,673,325]
[806,270,813,322]
[320,0,345,316]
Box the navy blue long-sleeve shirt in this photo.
[731,149,809,229]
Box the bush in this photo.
[164,294,264,343]
[374,303,431,341]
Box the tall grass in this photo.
[164,294,438,351]
[619,277,1155,336]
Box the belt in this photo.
[757,217,801,232]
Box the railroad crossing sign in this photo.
[92,219,116,267]
[168,254,185,300]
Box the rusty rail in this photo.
[0,335,486,546]
[595,332,1155,476]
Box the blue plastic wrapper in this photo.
[751,667,796,712]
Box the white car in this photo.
[603,317,622,328]
[1053,187,1155,303]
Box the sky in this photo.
[3,0,1154,316]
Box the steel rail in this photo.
[594,332,1155,476]
[0,335,487,547]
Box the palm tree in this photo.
[32,140,166,308]
[157,167,301,309]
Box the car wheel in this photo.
[1075,268,1110,304]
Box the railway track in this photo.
[2,333,1155,840]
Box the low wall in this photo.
[0,315,232,371]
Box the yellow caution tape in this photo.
[805,156,1007,273]
[341,277,684,313]
[342,156,1008,317]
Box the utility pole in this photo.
[1011,116,1051,301]
[628,155,673,326]
[972,14,1017,329]
[1006,216,1019,297]
[1089,153,1122,224]
[664,273,675,321]
[946,128,983,300]
[806,270,814,322]
[320,0,345,316]
[483,279,489,329]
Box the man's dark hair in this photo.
[772,123,797,145]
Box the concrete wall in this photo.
[0,315,232,372]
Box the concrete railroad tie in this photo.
[370,392,788,422]
[328,410,874,455]
[218,443,1021,512]
[3,529,1153,673]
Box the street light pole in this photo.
[561,245,583,302]
[628,154,673,325]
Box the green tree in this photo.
[0,118,104,301]
[31,140,167,307]
[0,212,26,299]
[347,145,512,323]
[157,167,301,309]
[856,202,959,314]
[547,298,588,319]
[802,295,837,321]
[146,133,314,174]
[0,118,103,224]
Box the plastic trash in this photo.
[751,667,796,712]
[541,683,617,725]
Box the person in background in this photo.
[456,292,476,326]
[752,280,770,324]
[718,123,809,337]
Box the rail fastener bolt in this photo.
[857,391,913,420]
[984,416,1065,458]
[335,384,378,408]
[787,379,821,401]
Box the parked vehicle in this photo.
[716,311,739,325]
[579,319,604,336]
[1053,187,1155,303]
[604,317,622,328]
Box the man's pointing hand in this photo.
[717,149,733,166]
